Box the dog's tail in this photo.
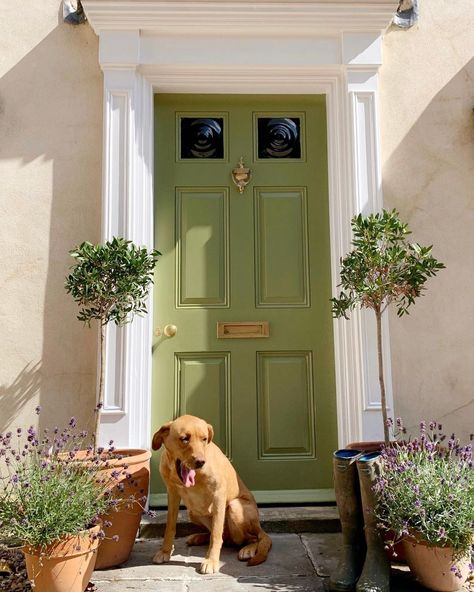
[247,529,272,566]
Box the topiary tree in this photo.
[65,237,161,448]
[331,210,445,445]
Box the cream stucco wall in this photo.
[1,0,472,444]
[380,1,474,440]
[0,0,102,435]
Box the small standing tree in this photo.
[65,237,161,448]
[331,210,445,445]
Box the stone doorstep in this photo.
[140,505,341,538]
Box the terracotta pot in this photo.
[402,537,471,592]
[345,440,384,453]
[22,525,100,592]
[94,448,151,569]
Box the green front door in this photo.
[152,95,337,503]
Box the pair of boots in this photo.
[329,450,390,592]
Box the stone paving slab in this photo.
[301,532,341,577]
[188,576,326,591]
[92,534,473,592]
[93,535,314,582]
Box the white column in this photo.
[98,32,155,449]
[338,33,394,443]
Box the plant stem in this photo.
[375,307,390,445]
[94,321,106,452]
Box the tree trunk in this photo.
[375,308,390,445]
[94,322,106,451]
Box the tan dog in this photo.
[151,414,272,574]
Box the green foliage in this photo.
[374,421,474,563]
[0,420,115,551]
[65,237,161,327]
[331,209,445,319]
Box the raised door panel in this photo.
[175,352,231,456]
[257,351,316,460]
[254,188,310,307]
[176,188,230,308]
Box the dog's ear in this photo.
[207,423,214,444]
[152,421,173,450]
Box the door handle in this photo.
[163,324,177,337]
[154,324,178,337]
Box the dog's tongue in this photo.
[181,464,196,487]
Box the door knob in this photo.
[163,324,178,337]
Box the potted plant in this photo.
[0,410,118,592]
[328,210,445,592]
[65,237,160,568]
[374,420,474,592]
[331,209,445,446]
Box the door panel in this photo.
[152,95,337,501]
[255,188,310,306]
[257,351,315,458]
[176,188,230,307]
[175,352,231,456]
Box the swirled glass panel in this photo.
[180,117,224,159]
[257,117,301,159]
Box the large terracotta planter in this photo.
[95,448,151,569]
[22,525,100,592]
[402,537,471,592]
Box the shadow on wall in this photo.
[0,363,42,434]
[0,20,102,433]
[382,56,474,435]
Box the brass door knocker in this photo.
[231,157,252,194]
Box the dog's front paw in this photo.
[152,546,174,564]
[198,558,220,574]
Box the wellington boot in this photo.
[329,449,366,592]
[356,452,390,592]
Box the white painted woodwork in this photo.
[81,0,397,449]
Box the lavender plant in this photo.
[0,408,119,551]
[374,419,474,566]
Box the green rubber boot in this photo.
[329,449,366,592]
[355,452,390,592]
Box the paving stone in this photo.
[95,582,186,591]
[93,534,314,583]
[188,576,326,591]
[93,538,209,581]
[92,534,474,592]
[301,532,341,577]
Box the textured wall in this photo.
[0,1,102,435]
[1,0,472,445]
[380,1,474,440]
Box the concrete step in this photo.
[140,505,340,539]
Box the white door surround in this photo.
[82,0,397,451]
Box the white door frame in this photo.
[82,1,397,452]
